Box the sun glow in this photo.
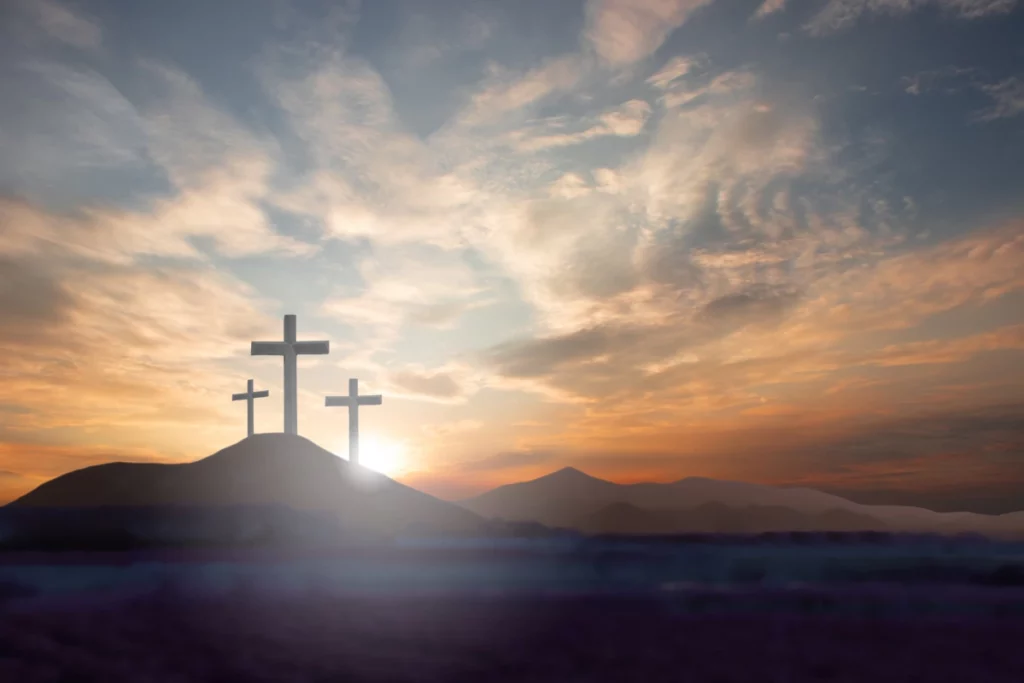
[351,435,407,476]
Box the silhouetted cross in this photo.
[325,378,382,465]
[232,379,269,437]
[251,314,329,435]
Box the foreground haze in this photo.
[1,0,1023,512]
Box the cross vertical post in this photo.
[283,315,297,435]
[348,378,359,463]
[251,314,330,435]
[232,378,270,437]
[325,378,382,465]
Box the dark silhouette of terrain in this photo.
[7,444,1024,547]
[578,501,884,535]
[461,467,1024,538]
[3,588,1024,682]
[5,434,485,545]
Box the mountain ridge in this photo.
[459,467,1024,538]
[9,447,1022,542]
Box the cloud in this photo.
[459,449,555,473]
[465,68,876,404]
[864,325,1024,367]
[900,66,976,96]
[27,0,102,50]
[0,256,75,343]
[393,9,495,70]
[484,325,639,380]
[809,221,1024,332]
[27,62,310,261]
[99,162,317,260]
[421,420,484,438]
[478,214,1024,416]
[975,77,1024,122]
[264,51,487,248]
[646,55,703,90]
[659,69,756,108]
[0,62,146,178]
[697,284,801,324]
[0,237,280,443]
[584,0,715,66]
[321,246,489,354]
[782,404,1024,483]
[752,0,788,18]
[458,56,584,126]
[138,62,277,189]
[804,0,1017,36]
[386,365,478,404]
[0,188,314,266]
[0,57,315,261]
[898,69,1024,123]
[509,99,652,151]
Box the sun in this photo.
[351,435,407,476]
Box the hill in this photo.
[461,468,1024,539]
[6,434,485,544]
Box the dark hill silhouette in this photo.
[459,467,623,528]
[461,468,1024,538]
[577,501,885,535]
[578,502,678,535]
[8,434,484,539]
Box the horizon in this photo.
[7,431,1021,518]
[1,0,1023,514]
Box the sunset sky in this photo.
[1,0,1022,512]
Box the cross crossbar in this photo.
[233,390,269,400]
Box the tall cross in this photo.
[251,314,329,435]
[232,379,269,437]
[325,378,382,465]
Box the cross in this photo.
[325,378,382,465]
[251,314,329,435]
[232,379,269,437]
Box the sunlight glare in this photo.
[350,435,406,476]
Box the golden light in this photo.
[350,435,407,476]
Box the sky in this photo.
[1,0,1023,512]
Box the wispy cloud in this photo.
[321,246,490,355]
[458,56,584,126]
[803,0,1017,36]
[865,325,1024,367]
[508,99,652,151]
[585,0,715,66]
[386,364,480,404]
[976,77,1024,121]
[646,55,703,90]
[25,0,102,50]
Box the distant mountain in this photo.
[460,468,1024,539]
[8,434,485,541]
[460,467,623,529]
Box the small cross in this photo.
[232,379,269,437]
[325,378,382,465]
